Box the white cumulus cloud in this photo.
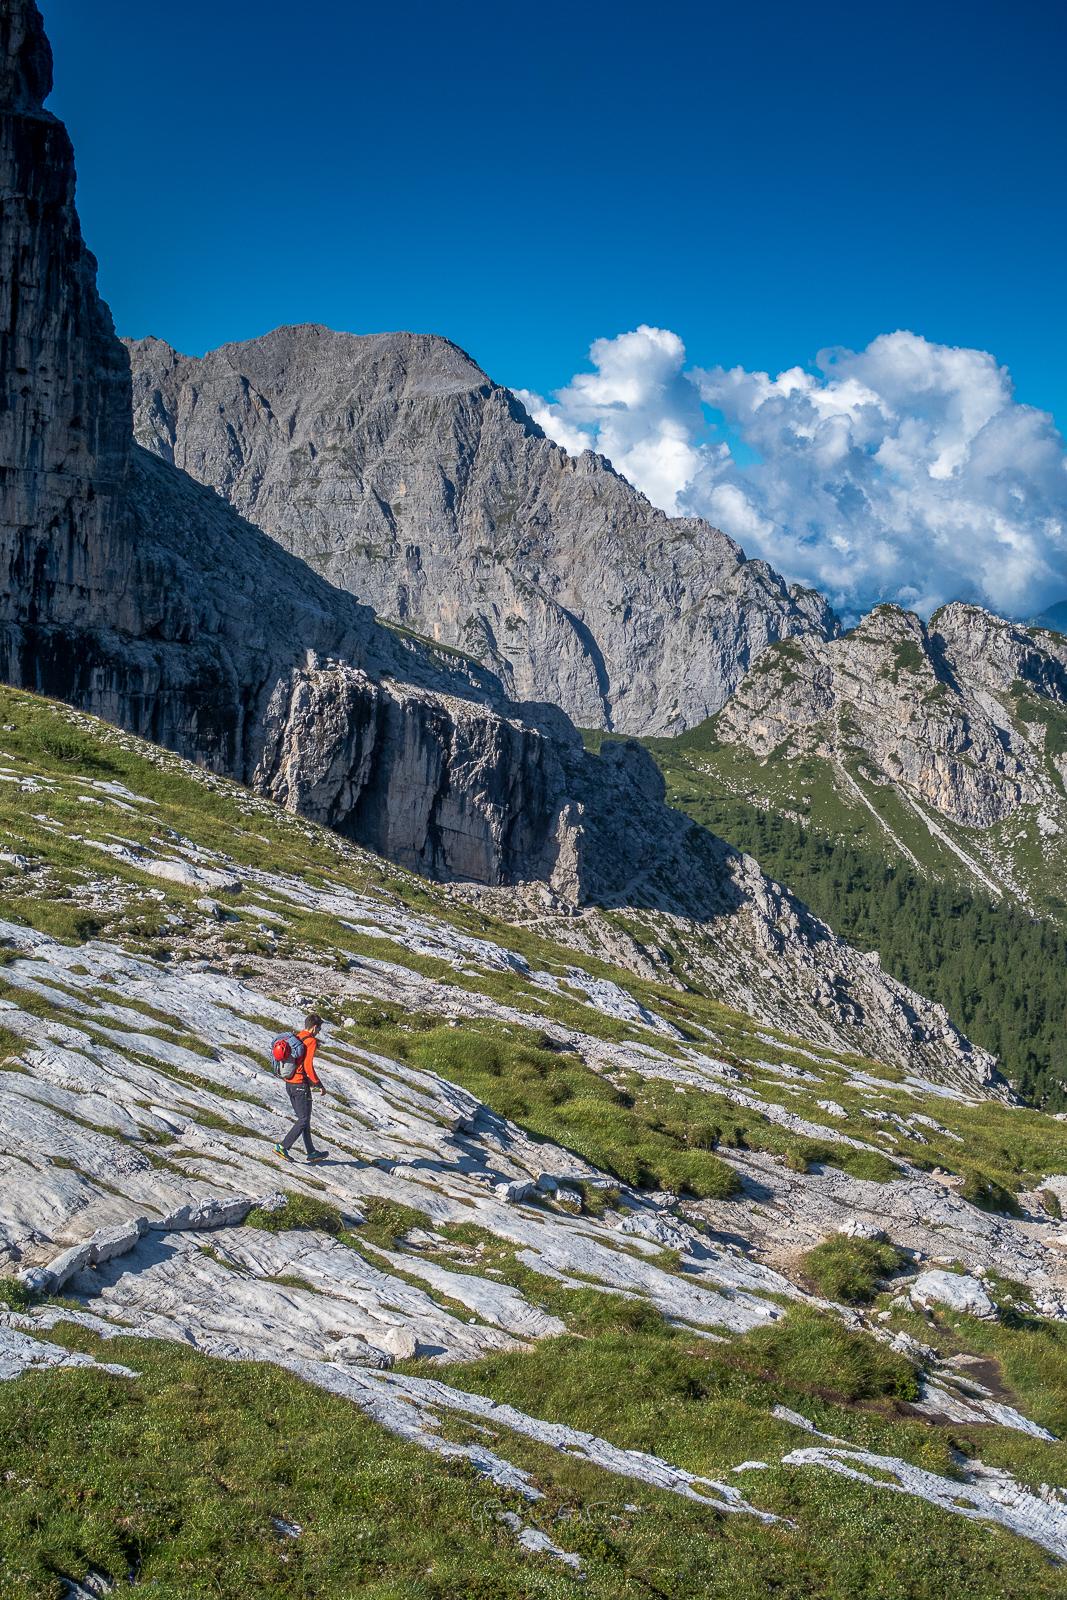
[513,325,707,515]
[516,327,1067,620]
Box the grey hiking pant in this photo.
[282,1083,315,1155]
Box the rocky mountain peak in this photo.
[1,0,133,630]
[852,602,927,640]
[931,601,1067,700]
[126,325,839,734]
[709,580,1067,878]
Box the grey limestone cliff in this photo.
[712,603,1067,834]
[126,326,837,735]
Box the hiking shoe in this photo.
[273,1142,292,1161]
[306,1150,329,1165]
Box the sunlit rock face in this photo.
[714,602,1067,830]
[126,325,838,737]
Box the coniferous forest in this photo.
[662,783,1067,1109]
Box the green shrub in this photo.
[30,720,115,771]
[245,1192,345,1235]
[666,1149,744,1200]
[683,1117,725,1151]
[358,1197,432,1249]
[800,1235,907,1304]
[1039,1187,1064,1220]
[0,1023,25,1062]
[0,1275,32,1311]
[5,898,102,945]
[834,1147,901,1183]
[788,1139,899,1183]
[555,1290,670,1338]
[725,1307,920,1402]
[575,1182,620,1217]
[960,1169,1022,1217]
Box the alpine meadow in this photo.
[3,2,1067,1596]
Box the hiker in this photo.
[274,1012,329,1164]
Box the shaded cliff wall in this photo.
[0,0,572,888]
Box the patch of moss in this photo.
[357,1196,433,1250]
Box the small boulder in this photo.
[817,1100,848,1119]
[330,1334,394,1369]
[910,1269,996,1319]
[493,1179,534,1204]
[156,1196,255,1231]
[619,1214,691,1249]
[376,1325,419,1361]
[16,1266,52,1295]
[144,858,241,894]
[42,1241,92,1291]
[837,1219,887,1242]
[88,1219,145,1265]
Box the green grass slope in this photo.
[2,686,1067,1597]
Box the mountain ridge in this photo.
[126,325,838,734]
[698,599,1067,910]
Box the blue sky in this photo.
[42,0,1067,617]
[44,0,1064,414]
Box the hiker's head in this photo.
[304,1011,323,1037]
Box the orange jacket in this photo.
[288,1030,321,1087]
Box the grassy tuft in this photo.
[29,719,116,772]
[959,1169,1023,1217]
[357,1196,433,1250]
[0,1022,26,1061]
[0,1275,33,1311]
[723,1307,921,1403]
[799,1236,908,1305]
[245,1192,346,1235]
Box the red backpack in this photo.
[270,1031,306,1080]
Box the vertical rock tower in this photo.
[0,0,135,682]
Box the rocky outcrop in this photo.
[712,603,1067,831]
[254,660,576,882]
[126,327,838,735]
[0,0,131,638]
